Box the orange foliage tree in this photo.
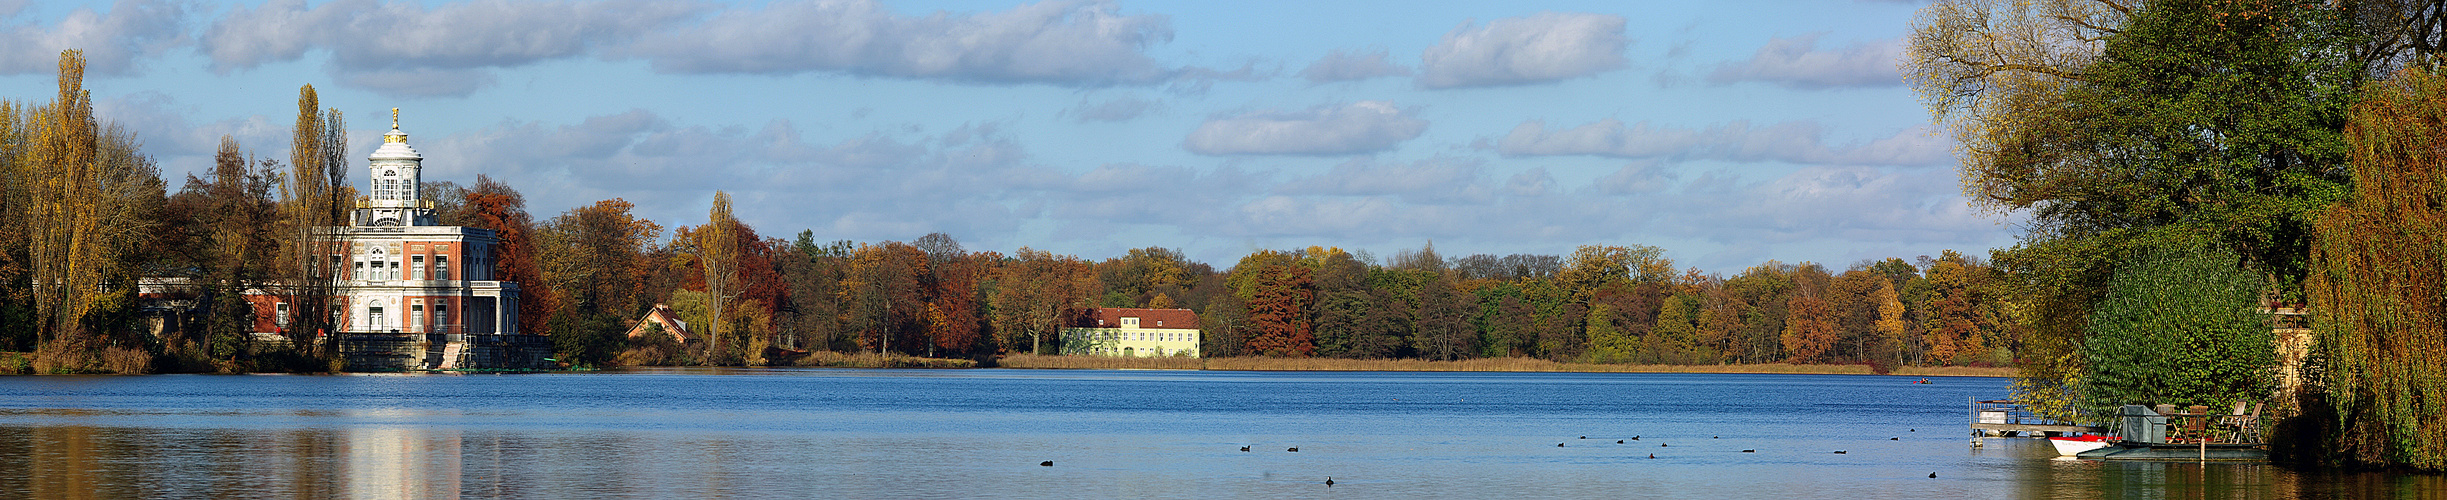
[1242,256,1315,357]
[463,175,551,336]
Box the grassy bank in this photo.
[995,354,2015,377]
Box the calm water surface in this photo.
[0,369,2436,499]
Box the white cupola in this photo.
[356,108,436,227]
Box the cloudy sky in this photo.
[0,0,2016,271]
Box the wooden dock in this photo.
[1970,398,2103,438]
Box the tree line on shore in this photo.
[499,191,2018,373]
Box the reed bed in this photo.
[996,354,1203,370]
[791,351,976,369]
[996,354,2016,378]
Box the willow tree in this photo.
[1908,0,2362,419]
[2309,66,2447,471]
[281,85,347,354]
[19,50,160,353]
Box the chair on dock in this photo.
[2181,409,2209,443]
[2218,401,2261,443]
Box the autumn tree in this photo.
[927,251,991,357]
[1237,251,1315,357]
[990,248,1095,354]
[1556,244,1670,303]
[691,192,743,359]
[149,138,282,365]
[279,84,348,355]
[1411,276,1475,361]
[1199,281,1248,357]
[1870,279,1910,371]
[460,175,551,337]
[18,50,162,368]
[1311,249,1380,358]
[1909,0,2368,415]
[784,232,855,350]
[537,199,661,366]
[1921,251,1995,366]
[1098,246,1195,307]
[1782,278,1837,365]
[1651,292,1707,364]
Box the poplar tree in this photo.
[281,85,347,356]
[24,50,158,355]
[698,191,739,360]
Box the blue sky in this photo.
[0,0,2017,272]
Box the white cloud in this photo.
[1064,93,1161,123]
[0,0,187,76]
[1183,101,1429,156]
[1495,118,1948,166]
[1417,12,1627,89]
[190,0,1198,95]
[1657,165,1998,246]
[1033,162,1258,227]
[200,0,703,96]
[93,92,288,179]
[421,111,1043,239]
[334,67,499,98]
[1504,167,1554,197]
[1706,33,1901,89]
[1593,160,1676,194]
[627,0,1177,86]
[1276,157,1490,204]
[1299,48,1410,83]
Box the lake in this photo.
[0,369,2434,499]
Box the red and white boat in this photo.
[2048,434,2114,456]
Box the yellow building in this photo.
[1062,308,1202,357]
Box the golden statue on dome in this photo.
[384,108,407,144]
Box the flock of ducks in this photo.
[1040,428,1943,485]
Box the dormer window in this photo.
[1121,317,1139,328]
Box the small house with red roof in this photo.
[1062,308,1201,357]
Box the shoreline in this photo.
[3,350,2014,378]
[992,354,2016,378]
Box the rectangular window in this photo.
[370,307,386,331]
[436,304,450,333]
[354,261,366,280]
[436,256,450,280]
[275,303,289,327]
[390,260,401,280]
[412,305,425,333]
[330,256,343,279]
[411,255,425,280]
